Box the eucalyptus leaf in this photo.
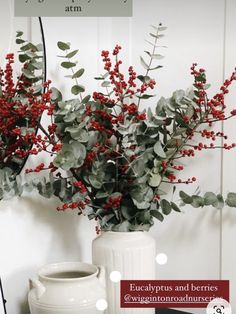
[160,199,172,215]
[140,56,149,70]
[158,26,167,31]
[191,195,205,208]
[149,32,159,39]
[150,210,164,222]
[19,54,30,63]
[101,81,111,88]
[154,141,166,158]
[204,192,218,207]
[72,68,85,79]
[66,50,79,59]
[22,69,34,79]
[138,94,155,100]
[16,38,25,44]
[71,85,85,95]
[171,202,181,212]
[16,31,24,37]
[137,75,151,83]
[226,193,236,207]
[82,95,91,104]
[57,41,70,51]
[179,191,193,204]
[89,175,103,189]
[148,173,161,187]
[144,51,164,59]
[51,87,62,101]
[217,194,224,209]
[61,62,76,69]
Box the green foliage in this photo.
[53,142,86,170]
[0,32,45,177]
[0,168,55,201]
[56,41,85,98]
[179,191,236,211]
[141,23,165,72]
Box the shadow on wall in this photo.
[5,268,33,314]
[0,193,96,314]
[15,194,83,261]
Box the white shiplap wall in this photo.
[222,0,236,309]
[0,1,235,313]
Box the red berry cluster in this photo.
[138,79,156,94]
[0,53,56,169]
[191,63,236,123]
[136,112,147,121]
[95,223,101,235]
[123,103,138,115]
[113,45,122,56]
[101,50,111,71]
[25,163,45,173]
[73,181,87,194]
[104,195,122,210]
[180,149,195,157]
[162,64,236,186]
[100,45,156,103]
[93,92,115,105]
[128,66,137,88]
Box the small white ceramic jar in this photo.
[28,262,106,314]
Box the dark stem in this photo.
[116,136,124,224]
[39,17,47,84]
[70,168,95,203]
[38,123,51,140]
[201,114,234,124]
[0,278,7,314]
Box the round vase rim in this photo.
[38,261,98,282]
[100,231,147,235]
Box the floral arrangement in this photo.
[2,25,236,231]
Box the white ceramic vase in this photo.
[28,262,106,314]
[92,231,156,314]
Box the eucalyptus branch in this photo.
[66,49,83,103]
[137,24,162,109]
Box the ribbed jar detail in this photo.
[92,231,156,314]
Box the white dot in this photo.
[110,271,122,283]
[156,253,168,265]
[96,299,108,311]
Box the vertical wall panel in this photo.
[222,0,236,312]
